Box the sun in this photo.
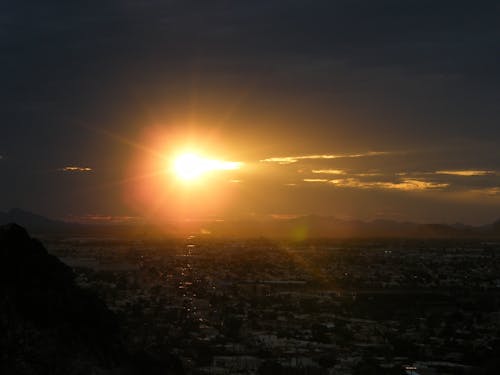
[173,153,207,181]
[172,152,242,182]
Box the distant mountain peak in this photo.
[6,207,58,221]
[0,208,68,233]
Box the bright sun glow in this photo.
[172,153,242,181]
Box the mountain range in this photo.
[1,208,500,239]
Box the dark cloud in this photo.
[0,1,499,221]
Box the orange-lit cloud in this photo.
[303,178,330,182]
[354,172,383,177]
[59,166,93,172]
[373,179,449,191]
[312,169,383,177]
[312,169,346,175]
[468,187,500,196]
[319,177,449,191]
[435,170,495,176]
[260,151,389,164]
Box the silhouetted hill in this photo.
[0,223,182,375]
[0,209,153,237]
[0,208,71,233]
[1,208,499,239]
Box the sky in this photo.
[0,0,499,225]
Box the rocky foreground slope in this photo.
[0,223,182,375]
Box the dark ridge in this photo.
[0,223,183,375]
[0,208,72,234]
[1,208,499,239]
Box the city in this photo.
[46,235,500,374]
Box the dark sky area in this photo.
[1,0,499,224]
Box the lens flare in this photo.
[172,153,242,181]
